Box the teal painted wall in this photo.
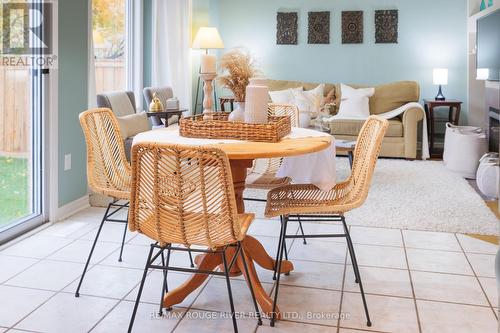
[200,0,468,118]
[58,0,89,207]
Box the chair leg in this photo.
[75,203,112,297]
[188,248,195,268]
[118,220,128,262]
[128,244,155,333]
[238,243,263,326]
[222,250,238,333]
[297,215,307,245]
[159,246,172,316]
[342,217,372,327]
[271,216,288,327]
[273,216,285,281]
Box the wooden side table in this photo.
[423,99,462,156]
[146,109,188,127]
[219,96,235,112]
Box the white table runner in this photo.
[133,126,336,191]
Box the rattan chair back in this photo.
[248,104,300,177]
[343,115,389,208]
[129,143,242,249]
[79,108,131,200]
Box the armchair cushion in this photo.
[116,112,150,139]
[97,91,136,116]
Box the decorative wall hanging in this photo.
[276,12,298,45]
[375,10,398,43]
[308,11,330,44]
[342,11,363,44]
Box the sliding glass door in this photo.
[0,0,53,242]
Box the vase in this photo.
[480,0,487,10]
[488,0,493,7]
[244,78,269,124]
[228,102,245,122]
[299,112,312,128]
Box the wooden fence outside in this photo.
[0,60,125,154]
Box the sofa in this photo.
[267,80,424,159]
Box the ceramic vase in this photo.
[244,78,269,124]
[228,102,245,122]
[480,0,487,10]
[299,112,312,128]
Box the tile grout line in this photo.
[400,229,423,333]
[454,233,498,320]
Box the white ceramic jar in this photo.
[244,78,269,124]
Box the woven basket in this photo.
[179,113,291,142]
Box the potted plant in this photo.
[218,49,257,121]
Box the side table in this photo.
[423,99,462,156]
[219,96,235,112]
[146,109,188,128]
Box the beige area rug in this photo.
[245,158,499,236]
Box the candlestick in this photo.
[200,54,216,74]
[201,73,217,120]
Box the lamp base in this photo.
[435,85,446,101]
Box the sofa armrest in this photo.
[402,106,424,159]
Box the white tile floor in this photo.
[0,207,498,333]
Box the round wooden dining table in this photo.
[134,127,332,318]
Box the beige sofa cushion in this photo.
[330,118,403,137]
[333,81,420,115]
[267,79,336,100]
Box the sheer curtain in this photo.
[87,0,96,108]
[152,0,192,110]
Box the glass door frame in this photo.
[0,0,55,244]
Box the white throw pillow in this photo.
[291,84,325,116]
[269,86,303,104]
[116,112,150,139]
[337,84,375,118]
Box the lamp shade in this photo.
[476,68,490,80]
[433,68,448,85]
[192,27,224,49]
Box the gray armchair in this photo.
[143,86,179,127]
[97,91,150,161]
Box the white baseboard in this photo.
[54,195,90,222]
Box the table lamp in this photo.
[476,68,490,80]
[433,68,448,101]
[192,27,224,114]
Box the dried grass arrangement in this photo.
[218,49,258,102]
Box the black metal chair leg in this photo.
[273,216,285,281]
[342,217,371,327]
[128,244,155,333]
[118,220,128,262]
[238,243,263,326]
[158,246,172,316]
[188,248,195,268]
[222,250,238,333]
[75,203,112,297]
[271,216,288,327]
[297,215,307,245]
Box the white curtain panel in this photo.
[152,0,192,109]
[126,0,144,110]
[87,0,97,108]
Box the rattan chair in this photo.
[265,115,389,327]
[244,103,307,252]
[128,143,262,333]
[75,108,132,297]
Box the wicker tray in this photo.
[179,113,291,143]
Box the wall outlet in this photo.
[64,154,71,171]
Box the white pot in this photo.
[244,78,269,124]
[228,102,245,122]
[476,153,499,199]
[299,112,311,128]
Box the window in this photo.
[92,0,126,94]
